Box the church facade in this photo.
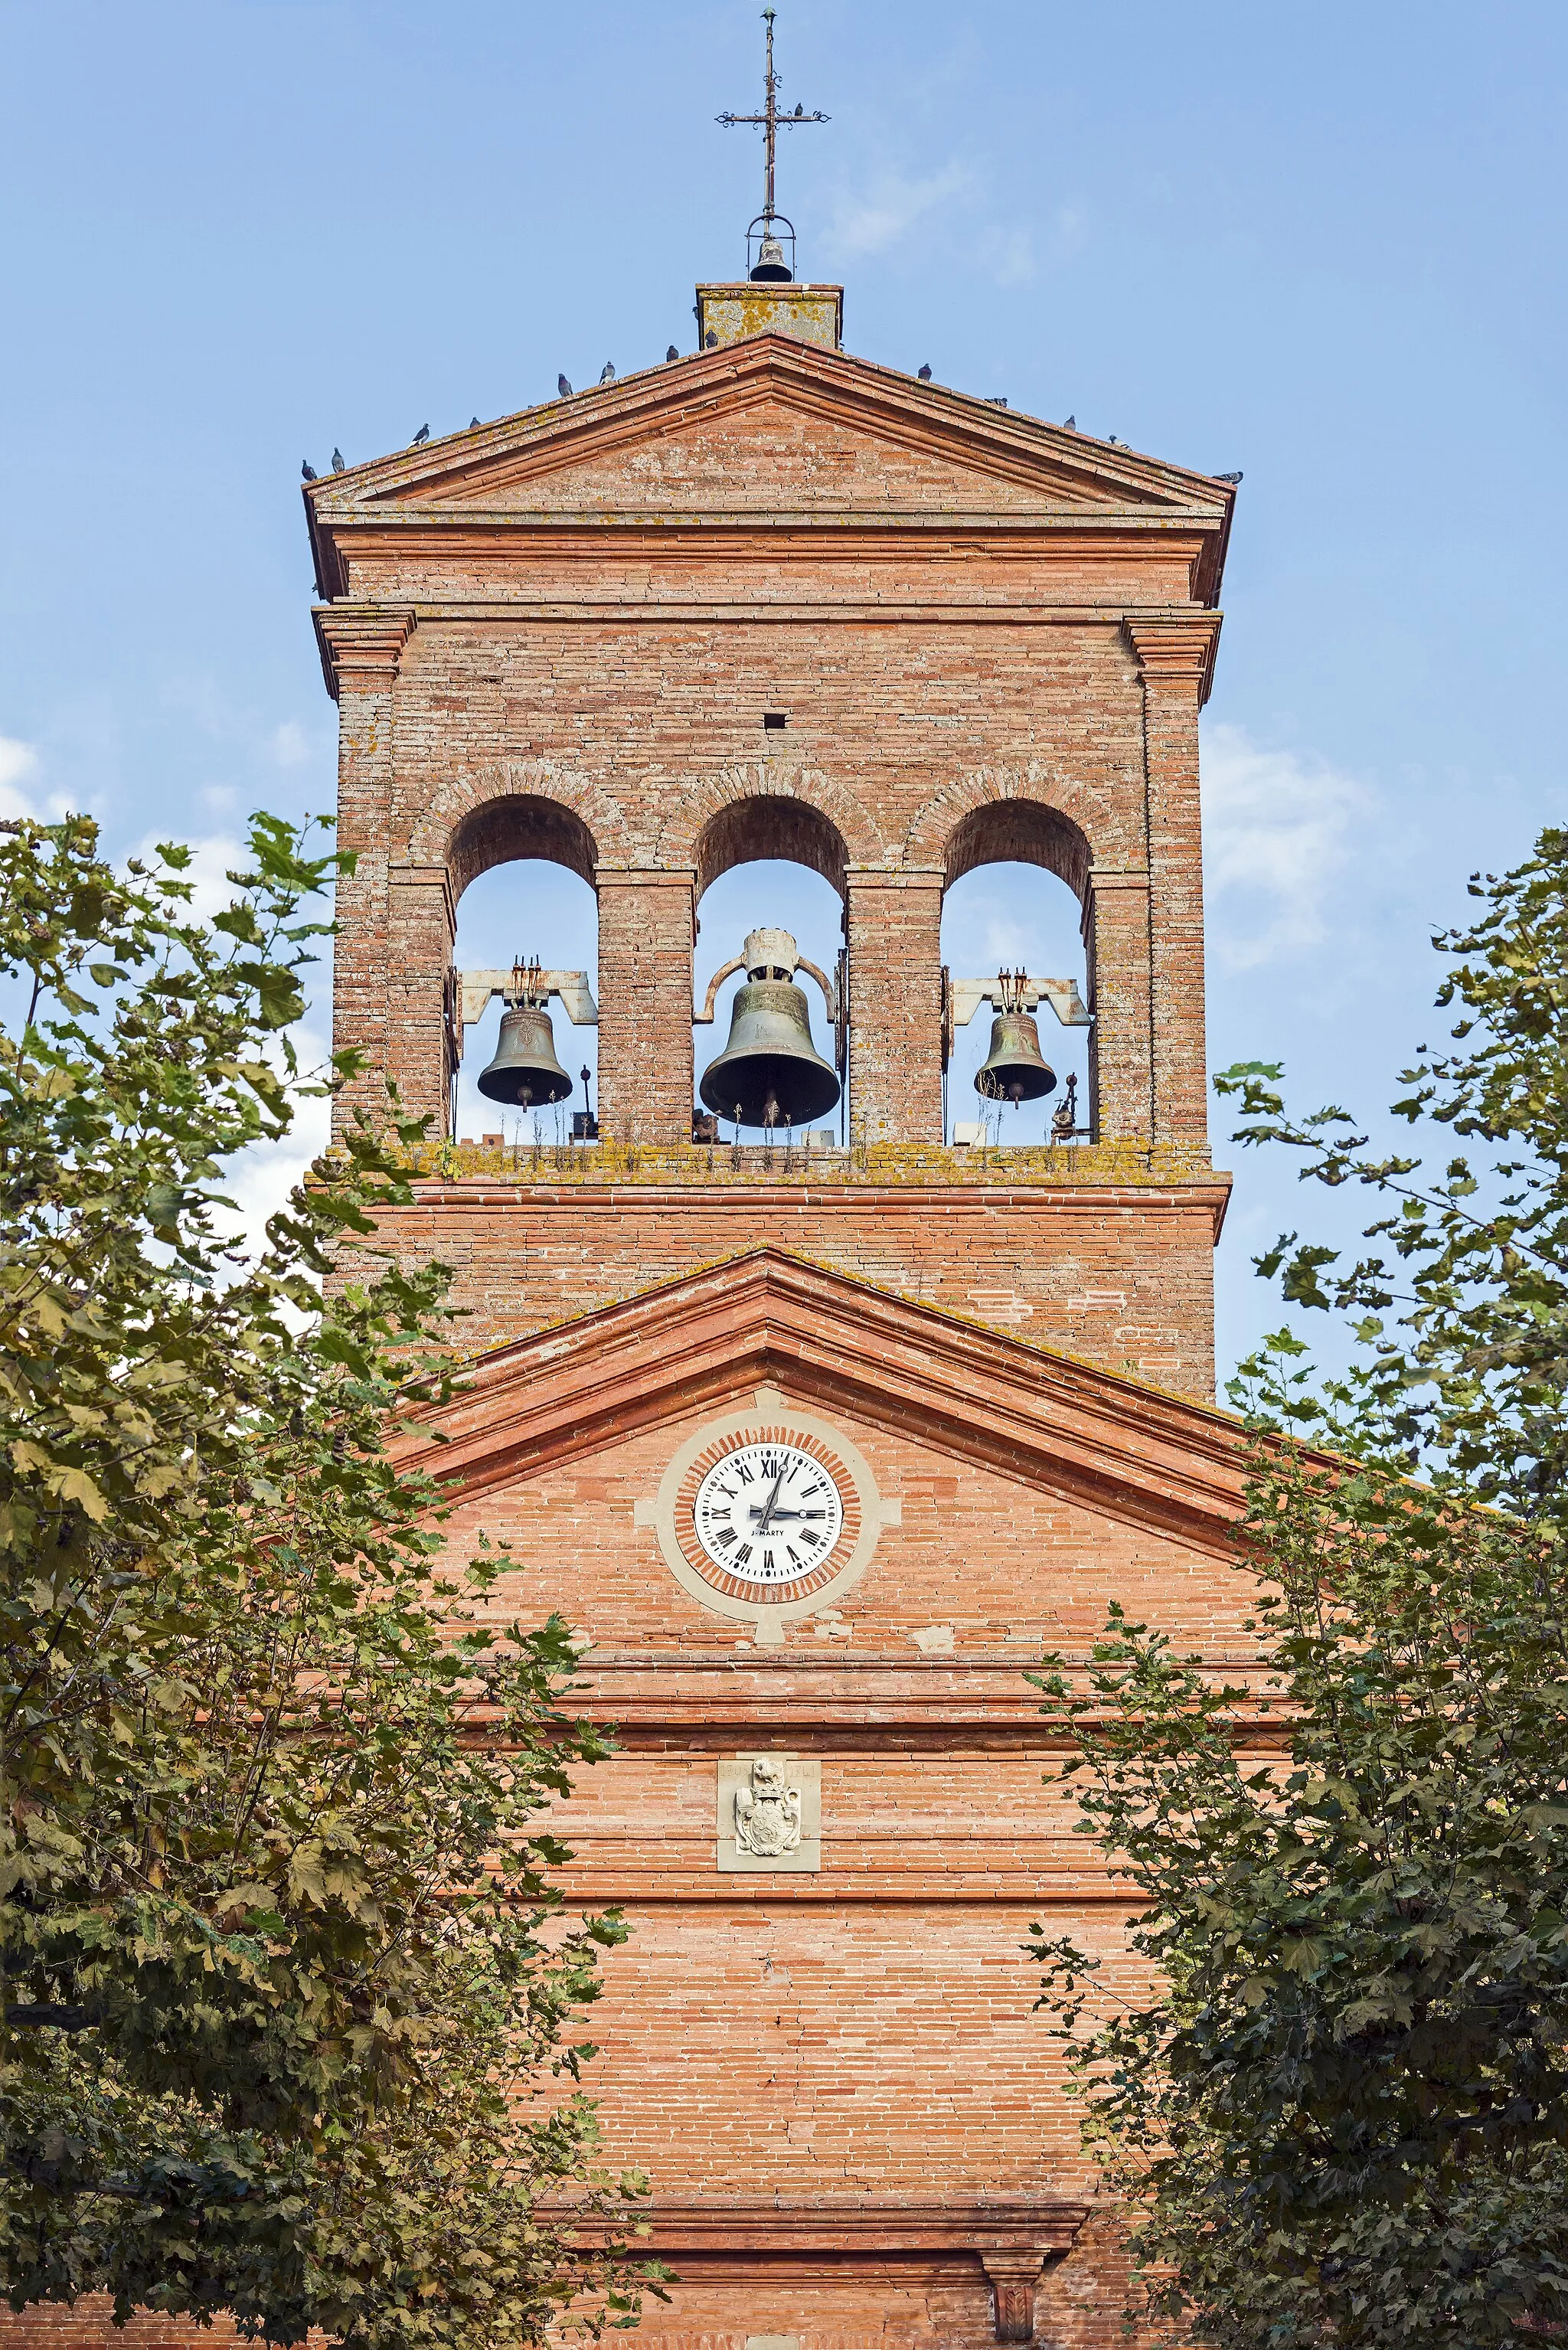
[303,263,1246,2350]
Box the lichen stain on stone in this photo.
[697,283,841,354]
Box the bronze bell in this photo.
[477,1002,573,1108]
[975,1008,1056,1105]
[750,231,792,283]
[700,928,841,1130]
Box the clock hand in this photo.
[747,1507,826,1521]
[755,1469,786,1534]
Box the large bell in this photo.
[477,1002,573,1108]
[975,1009,1057,1105]
[700,929,841,1130]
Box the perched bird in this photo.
[666,344,679,362]
[1063,414,1076,428]
[1107,434,1120,446]
[470,416,481,428]
[332,447,345,472]
[599,361,616,384]
[558,372,573,396]
[917,362,932,381]
[1216,469,1244,483]
[412,423,430,444]
[301,459,318,481]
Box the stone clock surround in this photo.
[635,1384,901,1642]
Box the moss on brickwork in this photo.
[394,1138,1218,1188]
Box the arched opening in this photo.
[940,802,1093,1149]
[693,800,847,1142]
[448,797,600,1148]
[696,796,848,901]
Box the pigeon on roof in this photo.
[1216,469,1244,483]
[666,344,679,361]
[917,363,932,381]
[558,373,573,396]
[470,417,481,429]
[412,423,430,445]
[331,448,345,472]
[301,459,317,481]
[599,361,616,384]
[1063,415,1076,428]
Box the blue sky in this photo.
[2,0,1563,1378]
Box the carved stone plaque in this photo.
[717,1753,821,1872]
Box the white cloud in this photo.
[822,160,978,259]
[975,222,1035,286]
[0,737,39,796]
[270,719,312,770]
[1202,721,1370,970]
[0,735,74,823]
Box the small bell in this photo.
[975,1008,1056,1105]
[700,927,841,1130]
[477,1002,573,1107]
[750,231,792,283]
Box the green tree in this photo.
[0,813,661,2348]
[1031,829,1568,2346]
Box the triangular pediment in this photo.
[398,1248,1249,1557]
[306,336,1233,528]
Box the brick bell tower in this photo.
[303,145,1241,2350]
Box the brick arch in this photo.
[694,796,849,903]
[446,794,598,898]
[662,763,884,899]
[406,760,622,891]
[905,767,1115,904]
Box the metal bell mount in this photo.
[696,927,842,1131]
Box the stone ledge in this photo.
[389,1138,1221,1190]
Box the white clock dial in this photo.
[692,1440,846,1584]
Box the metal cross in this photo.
[717,7,828,227]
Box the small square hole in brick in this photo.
[763,711,788,730]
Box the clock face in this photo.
[673,1422,861,1609]
[693,1440,846,1583]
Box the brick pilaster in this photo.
[1083,864,1153,1143]
[597,868,695,1146]
[846,868,943,1146]
[314,606,414,1138]
[386,862,456,1136]
[1125,613,1221,1149]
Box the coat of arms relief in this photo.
[716,1752,822,1872]
[733,1754,802,1856]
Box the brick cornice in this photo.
[549,2196,1089,2340]
[1122,608,1223,706]
[395,1245,1253,1555]
[312,603,415,703]
[302,336,1236,606]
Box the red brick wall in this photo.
[366,1164,1227,1401]
[431,1399,1250,2347]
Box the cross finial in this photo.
[717,7,828,280]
